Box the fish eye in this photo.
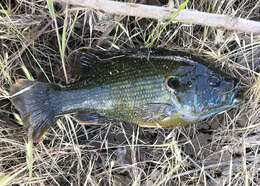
[208,76,220,87]
[165,76,180,90]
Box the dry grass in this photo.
[0,0,260,185]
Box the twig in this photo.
[181,151,220,185]
[172,154,260,181]
[0,14,43,27]
[57,0,260,34]
[8,19,54,64]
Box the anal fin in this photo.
[72,111,108,125]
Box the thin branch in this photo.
[8,19,54,65]
[0,14,43,26]
[57,0,260,34]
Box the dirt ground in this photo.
[0,0,260,185]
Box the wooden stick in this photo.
[57,0,260,34]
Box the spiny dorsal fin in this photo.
[67,48,153,75]
[67,47,193,78]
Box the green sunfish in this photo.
[10,48,243,141]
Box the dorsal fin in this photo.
[67,47,192,78]
[67,48,102,76]
[67,48,153,75]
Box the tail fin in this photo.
[10,79,58,141]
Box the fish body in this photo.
[10,48,242,141]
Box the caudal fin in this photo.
[10,79,59,141]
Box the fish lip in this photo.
[194,90,244,120]
[229,86,245,105]
[232,98,243,105]
[218,85,244,106]
[233,87,245,104]
[198,91,244,120]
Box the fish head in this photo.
[164,62,243,122]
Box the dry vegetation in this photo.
[0,0,260,185]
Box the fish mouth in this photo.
[232,97,243,105]
[232,87,245,104]
[227,87,244,106]
[199,89,244,120]
[169,86,244,122]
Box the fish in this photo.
[10,48,243,141]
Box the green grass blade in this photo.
[0,9,12,15]
[26,48,51,83]
[145,0,189,47]
[26,140,33,179]
[46,0,68,82]
[21,64,34,81]
[62,26,66,57]
[61,6,68,57]
[46,0,56,19]
[0,175,9,186]
[154,164,180,186]
[144,20,161,46]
